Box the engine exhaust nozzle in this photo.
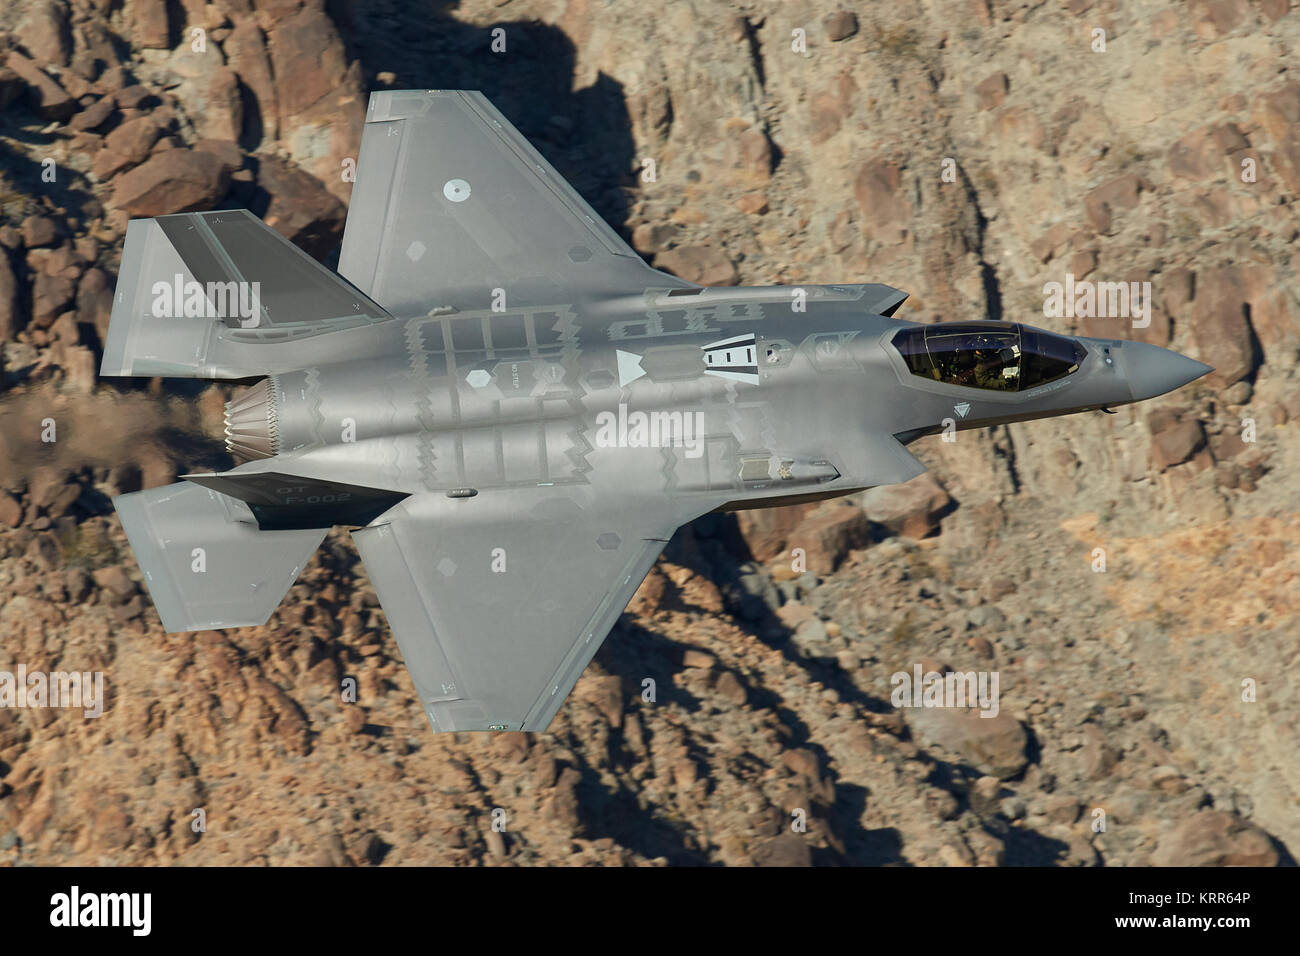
[223,377,279,463]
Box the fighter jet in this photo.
[101,90,1211,733]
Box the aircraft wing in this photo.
[338,89,693,314]
[351,493,682,732]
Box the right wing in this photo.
[351,492,683,732]
[338,90,694,315]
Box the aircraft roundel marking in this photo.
[443,178,472,202]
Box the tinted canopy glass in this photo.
[1019,325,1087,388]
[894,321,1085,392]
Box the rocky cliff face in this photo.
[0,0,1296,865]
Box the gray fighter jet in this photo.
[101,90,1211,733]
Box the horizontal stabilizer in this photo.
[113,482,326,631]
[101,209,392,379]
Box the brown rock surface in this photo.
[824,11,858,42]
[906,707,1029,780]
[1152,811,1279,866]
[0,251,19,342]
[654,245,738,286]
[133,0,172,50]
[785,500,872,574]
[254,155,347,259]
[15,1,72,68]
[109,150,231,217]
[859,475,951,539]
[853,159,911,242]
[1150,419,1206,471]
[5,50,74,120]
[92,116,163,180]
[1189,267,1259,386]
[975,73,1009,111]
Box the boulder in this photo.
[196,66,244,143]
[5,51,75,121]
[728,127,772,182]
[1189,266,1256,386]
[254,155,347,259]
[1152,811,1279,866]
[109,149,231,217]
[0,492,21,528]
[1168,123,1250,181]
[1150,419,1206,470]
[1168,127,1219,181]
[853,159,911,242]
[16,0,72,67]
[224,20,277,144]
[654,245,738,286]
[63,345,97,393]
[93,565,136,601]
[1084,173,1143,235]
[30,272,76,329]
[574,674,623,728]
[193,139,243,174]
[68,96,117,132]
[824,11,859,41]
[859,473,951,538]
[21,215,59,248]
[736,503,812,562]
[906,707,1029,779]
[0,251,18,341]
[132,0,172,50]
[750,833,812,867]
[252,9,364,197]
[631,222,682,253]
[785,499,872,574]
[268,8,351,121]
[1252,82,1300,193]
[92,116,163,180]
[76,267,114,347]
[975,72,1009,111]
[808,73,856,145]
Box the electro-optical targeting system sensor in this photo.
[101,90,1211,733]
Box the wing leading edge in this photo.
[352,493,681,732]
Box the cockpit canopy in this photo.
[893,321,1086,392]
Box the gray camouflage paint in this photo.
[100,91,1210,733]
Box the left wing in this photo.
[352,493,683,732]
[337,90,694,314]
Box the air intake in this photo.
[224,377,279,463]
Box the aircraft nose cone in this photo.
[1125,342,1213,402]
